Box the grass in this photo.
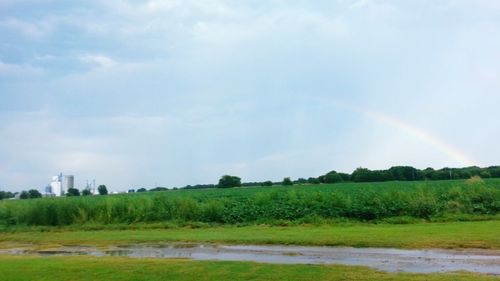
[2,180,498,281]
[0,255,498,281]
[1,221,499,249]
[1,179,499,227]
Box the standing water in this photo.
[1,243,499,275]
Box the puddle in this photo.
[1,243,499,275]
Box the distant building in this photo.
[46,173,74,197]
[85,179,97,195]
[63,175,74,191]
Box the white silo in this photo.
[50,175,63,196]
[64,175,74,191]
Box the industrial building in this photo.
[45,173,74,197]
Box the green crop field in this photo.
[1,179,499,228]
[1,179,499,281]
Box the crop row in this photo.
[0,180,499,226]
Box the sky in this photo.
[1,0,499,192]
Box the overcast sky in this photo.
[1,0,499,191]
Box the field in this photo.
[1,179,499,280]
[1,179,499,228]
[0,221,499,249]
[1,256,498,281]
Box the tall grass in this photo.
[1,179,499,227]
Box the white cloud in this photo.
[0,60,44,77]
[1,0,500,191]
[0,18,54,39]
[79,54,117,69]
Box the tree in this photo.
[282,177,293,186]
[218,175,241,188]
[98,185,108,195]
[338,173,351,182]
[322,170,343,183]
[28,189,42,199]
[295,178,307,184]
[20,191,30,199]
[307,177,320,184]
[149,187,168,192]
[81,189,92,196]
[66,188,80,196]
[388,166,422,181]
[137,188,147,192]
[261,181,273,187]
[0,190,14,200]
[351,167,392,182]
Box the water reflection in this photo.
[1,243,499,275]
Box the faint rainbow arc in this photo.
[330,100,479,167]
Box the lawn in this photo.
[0,255,498,281]
[1,221,499,249]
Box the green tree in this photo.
[295,178,307,184]
[98,185,108,195]
[137,188,147,192]
[66,188,80,196]
[261,181,273,187]
[307,177,320,184]
[19,191,30,199]
[0,190,15,200]
[81,189,92,196]
[28,189,42,199]
[218,175,241,188]
[149,187,168,192]
[282,177,293,186]
[322,170,343,183]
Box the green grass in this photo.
[0,255,498,281]
[1,221,499,249]
[1,179,499,227]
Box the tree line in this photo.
[211,165,500,188]
[0,185,109,200]
[2,165,499,199]
[110,165,500,191]
[142,165,500,190]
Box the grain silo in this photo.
[63,175,74,191]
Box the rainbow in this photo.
[326,99,479,167]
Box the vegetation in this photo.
[97,185,108,195]
[1,221,499,249]
[261,181,273,187]
[1,256,496,281]
[168,165,500,189]
[19,189,42,200]
[0,179,498,227]
[66,188,80,197]
[282,177,293,186]
[218,175,241,188]
[81,189,92,196]
[0,191,15,200]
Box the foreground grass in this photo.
[0,255,498,281]
[1,221,499,249]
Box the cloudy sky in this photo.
[1,0,499,191]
